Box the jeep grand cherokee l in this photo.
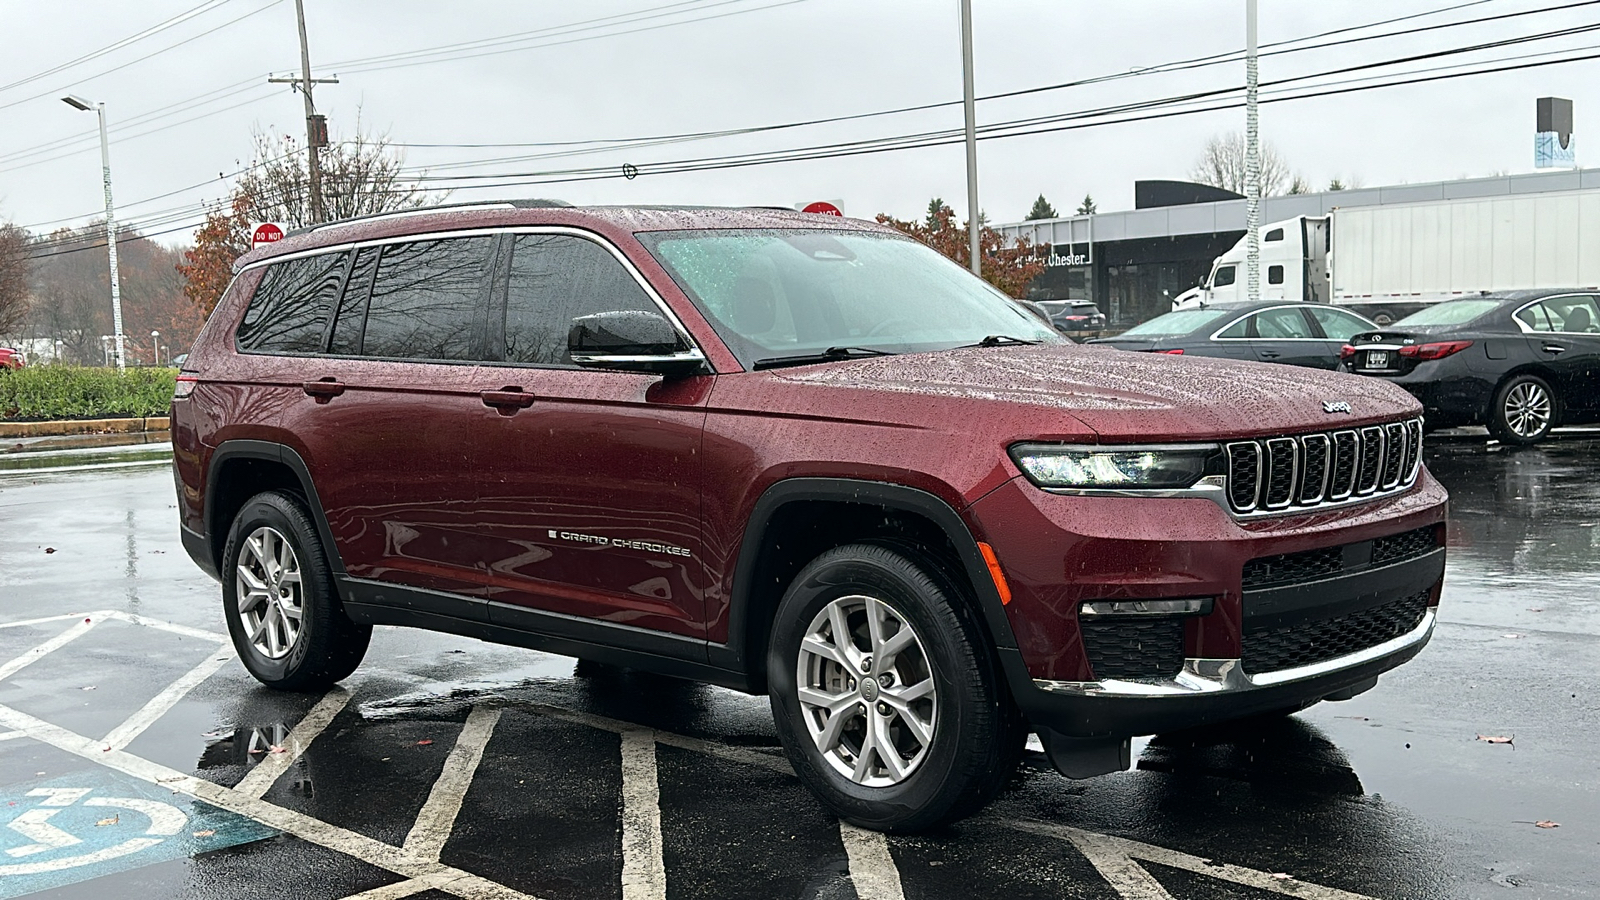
[172,202,1447,832]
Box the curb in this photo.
[0,416,170,438]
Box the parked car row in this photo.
[1087,291,1600,444]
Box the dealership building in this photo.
[997,166,1600,327]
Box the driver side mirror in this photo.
[568,310,707,377]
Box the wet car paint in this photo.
[0,438,1595,899]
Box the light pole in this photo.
[62,94,126,372]
[151,331,161,367]
[959,0,981,276]
[1244,0,1261,304]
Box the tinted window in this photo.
[1394,299,1501,327]
[1268,265,1284,285]
[1120,308,1232,338]
[328,246,381,356]
[236,251,349,354]
[1212,265,1236,287]
[1307,306,1374,341]
[1253,307,1315,339]
[1516,302,1554,332]
[502,235,665,365]
[1545,294,1600,333]
[1217,315,1251,339]
[361,237,493,360]
[1265,228,1284,242]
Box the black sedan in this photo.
[1341,290,1600,444]
[1088,301,1377,369]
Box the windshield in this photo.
[1116,308,1233,338]
[637,229,1062,367]
[1393,299,1501,327]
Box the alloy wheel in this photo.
[1504,381,1552,438]
[796,594,938,787]
[235,526,304,660]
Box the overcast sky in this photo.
[2,0,1597,245]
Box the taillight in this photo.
[1063,316,1088,321]
[1156,348,1185,355]
[1339,344,1357,359]
[173,373,199,399]
[1399,340,1472,361]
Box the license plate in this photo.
[1364,350,1390,368]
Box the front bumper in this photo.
[967,470,1448,740]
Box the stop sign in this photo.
[251,223,285,248]
[802,201,843,217]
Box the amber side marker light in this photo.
[977,542,1012,605]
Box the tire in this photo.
[221,490,371,691]
[767,543,1023,833]
[1487,373,1557,445]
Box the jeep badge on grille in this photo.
[1323,400,1352,414]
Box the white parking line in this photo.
[404,704,503,861]
[0,617,99,682]
[104,610,228,642]
[100,645,235,751]
[0,731,26,742]
[0,611,116,631]
[236,686,354,799]
[1009,820,1379,900]
[840,824,907,900]
[619,729,667,900]
[0,702,539,900]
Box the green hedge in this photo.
[0,365,178,420]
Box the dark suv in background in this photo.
[174,202,1447,832]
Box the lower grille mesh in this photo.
[1081,618,1185,681]
[1243,590,1430,674]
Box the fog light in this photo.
[1079,598,1212,617]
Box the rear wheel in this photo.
[1488,374,1557,445]
[767,543,1022,833]
[222,491,370,690]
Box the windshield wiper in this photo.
[971,334,1041,347]
[752,346,896,370]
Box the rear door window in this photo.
[328,245,381,356]
[1252,306,1316,339]
[1306,306,1373,341]
[499,234,664,365]
[236,251,350,354]
[1546,294,1600,334]
[360,236,494,360]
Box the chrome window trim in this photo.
[1207,304,1329,342]
[1034,610,1434,698]
[236,225,706,364]
[1512,293,1600,335]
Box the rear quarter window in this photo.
[236,252,350,354]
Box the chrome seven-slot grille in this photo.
[1225,418,1424,514]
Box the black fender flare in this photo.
[202,439,347,578]
[711,477,1023,693]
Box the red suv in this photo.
[173,203,1447,832]
[0,347,23,370]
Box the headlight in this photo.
[1009,444,1217,489]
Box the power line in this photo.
[0,0,229,94]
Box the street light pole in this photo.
[151,331,161,367]
[1244,0,1261,305]
[63,95,125,372]
[959,0,981,277]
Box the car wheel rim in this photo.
[795,594,937,788]
[1504,382,1551,438]
[235,526,304,660]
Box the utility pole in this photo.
[1244,0,1261,304]
[268,0,337,224]
[62,95,125,372]
[959,0,981,277]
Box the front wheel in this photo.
[767,544,1021,833]
[222,491,371,690]
[1488,374,1557,445]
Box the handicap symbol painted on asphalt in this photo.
[0,770,276,898]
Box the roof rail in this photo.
[283,198,574,238]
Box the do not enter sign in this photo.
[251,223,285,248]
[801,201,842,217]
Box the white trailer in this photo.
[1177,189,1600,324]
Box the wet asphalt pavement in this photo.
[0,435,1596,900]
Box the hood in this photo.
[777,344,1418,442]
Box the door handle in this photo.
[1541,343,1566,354]
[1258,350,1281,359]
[481,388,536,415]
[302,379,345,403]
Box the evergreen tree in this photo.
[1076,194,1098,215]
[1025,194,1058,220]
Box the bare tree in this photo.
[0,223,29,338]
[1191,132,1291,196]
[235,123,434,229]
